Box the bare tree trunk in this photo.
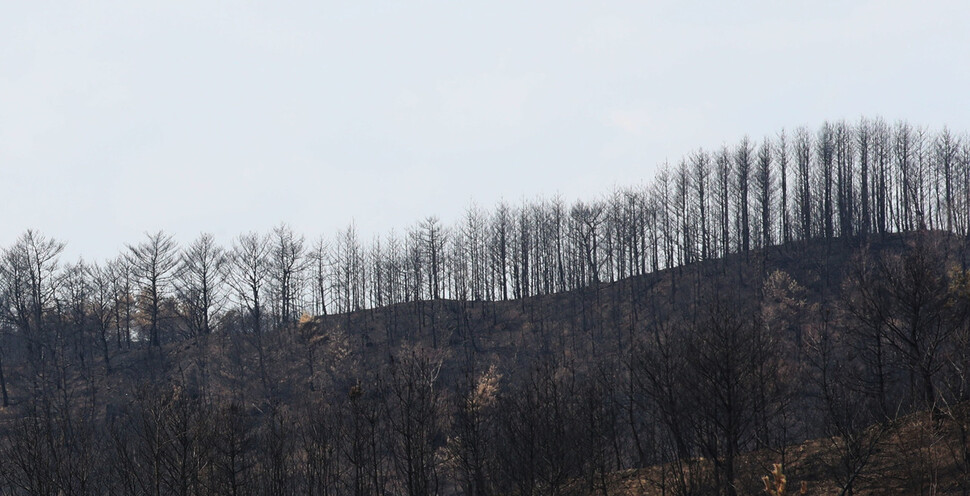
[0,347,8,407]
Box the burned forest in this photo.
[2,118,970,495]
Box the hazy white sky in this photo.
[2,1,968,260]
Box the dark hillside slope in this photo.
[1,231,968,495]
[300,231,962,376]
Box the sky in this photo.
[2,0,969,261]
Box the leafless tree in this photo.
[176,233,226,337]
[936,127,961,233]
[835,120,855,238]
[421,216,446,302]
[89,262,116,374]
[735,136,754,253]
[755,137,773,250]
[857,118,872,236]
[806,317,894,496]
[818,122,836,240]
[309,237,331,316]
[107,254,136,349]
[269,223,307,327]
[692,150,712,260]
[387,346,445,496]
[846,236,959,408]
[0,230,66,357]
[714,147,733,258]
[777,129,792,243]
[228,231,271,390]
[127,231,179,347]
[795,127,814,240]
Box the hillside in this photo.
[604,402,970,495]
[2,230,968,495]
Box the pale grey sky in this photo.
[2,1,968,260]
